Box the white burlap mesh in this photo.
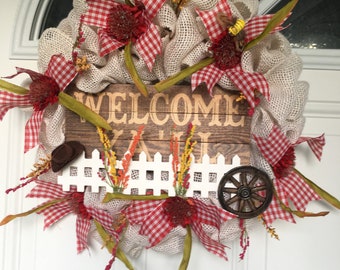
[247,33,307,177]
[35,0,308,258]
[163,3,206,76]
[34,104,65,183]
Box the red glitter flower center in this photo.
[28,75,60,111]
[69,192,92,220]
[163,197,197,227]
[106,2,148,43]
[210,32,242,70]
[272,146,296,179]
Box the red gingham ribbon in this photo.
[278,170,321,211]
[45,54,78,91]
[262,169,321,225]
[253,125,291,166]
[195,0,232,42]
[123,198,235,260]
[82,0,111,28]
[24,111,44,153]
[262,180,295,224]
[191,63,269,108]
[26,180,77,228]
[195,0,278,107]
[225,64,269,107]
[191,64,225,95]
[39,201,73,229]
[0,91,31,120]
[27,180,92,253]
[295,133,325,161]
[76,217,92,253]
[190,198,235,260]
[82,0,165,70]
[135,22,162,71]
[1,55,77,152]
[26,180,70,199]
[141,0,165,20]
[244,14,287,44]
[98,28,125,56]
[86,206,124,247]
[196,0,289,44]
[254,126,326,166]
[124,200,172,245]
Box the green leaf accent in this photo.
[94,220,116,252]
[116,248,134,270]
[179,225,192,270]
[94,220,134,270]
[154,57,214,92]
[0,79,29,95]
[0,198,66,226]
[102,192,169,203]
[58,91,112,131]
[125,0,133,6]
[273,188,329,218]
[124,41,149,97]
[294,169,340,210]
[244,0,299,51]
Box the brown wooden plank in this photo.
[65,113,250,144]
[64,84,250,164]
[74,139,250,165]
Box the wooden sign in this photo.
[65,84,250,164]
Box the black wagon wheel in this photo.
[217,166,273,219]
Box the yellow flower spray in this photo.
[97,126,144,193]
[171,123,197,196]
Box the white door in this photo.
[1,1,340,269]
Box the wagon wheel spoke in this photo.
[238,199,245,212]
[240,172,248,186]
[222,187,238,194]
[250,193,266,203]
[252,185,267,193]
[246,198,257,211]
[228,175,241,188]
[248,174,259,187]
[218,166,274,219]
[225,195,240,206]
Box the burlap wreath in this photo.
[35,0,307,257]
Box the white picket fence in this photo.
[57,150,241,198]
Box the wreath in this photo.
[1,0,339,269]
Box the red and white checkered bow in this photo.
[26,180,92,253]
[81,0,165,71]
[123,197,236,260]
[192,63,269,109]
[262,169,322,225]
[0,55,77,152]
[253,126,326,224]
[192,0,290,108]
[253,125,325,168]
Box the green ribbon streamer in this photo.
[0,78,111,131]
[275,192,329,218]
[294,168,340,210]
[179,225,192,270]
[58,91,112,131]
[0,198,66,226]
[275,189,329,218]
[102,192,169,203]
[244,0,299,51]
[124,41,149,97]
[0,79,29,95]
[154,0,299,92]
[94,220,134,270]
[154,57,214,92]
